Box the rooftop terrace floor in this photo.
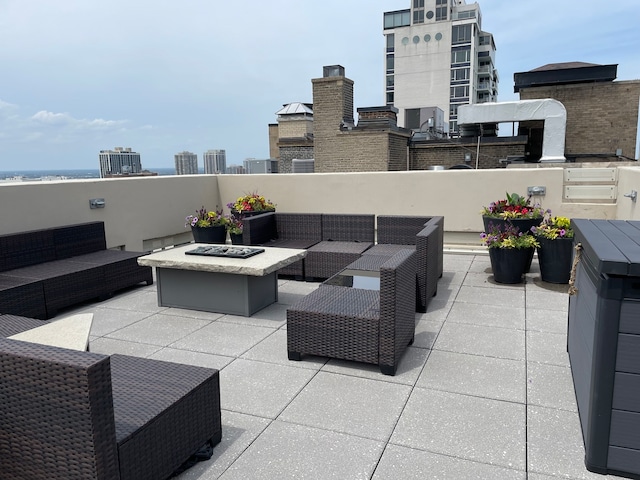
[73,252,624,479]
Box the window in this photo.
[451,24,471,44]
[451,47,471,64]
[386,75,394,89]
[384,10,411,29]
[413,9,424,23]
[413,0,424,7]
[386,54,394,73]
[386,92,394,104]
[450,104,459,117]
[450,68,470,82]
[386,34,394,52]
[450,85,469,98]
[436,0,447,20]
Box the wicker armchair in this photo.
[287,249,417,375]
[242,212,322,278]
[304,214,375,281]
[363,215,444,312]
[0,337,222,480]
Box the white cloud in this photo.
[31,110,74,125]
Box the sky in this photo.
[1,0,639,171]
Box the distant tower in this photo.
[203,149,226,174]
[383,0,498,135]
[174,151,198,175]
[98,147,142,178]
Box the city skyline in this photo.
[1,0,639,170]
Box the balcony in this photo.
[2,168,639,478]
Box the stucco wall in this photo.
[3,168,630,253]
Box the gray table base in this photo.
[156,267,277,316]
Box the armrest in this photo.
[378,249,417,368]
[242,212,277,245]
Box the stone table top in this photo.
[138,244,307,276]
[9,313,93,351]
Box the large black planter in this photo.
[483,216,542,272]
[191,225,226,244]
[537,236,573,284]
[231,209,275,220]
[230,233,244,245]
[482,216,542,235]
[489,247,533,284]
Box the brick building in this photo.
[516,62,640,163]
[271,63,639,173]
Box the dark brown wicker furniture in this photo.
[304,214,375,281]
[0,313,49,338]
[242,212,322,278]
[363,215,444,312]
[287,249,417,375]
[0,337,222,480]
[0,222,153,319]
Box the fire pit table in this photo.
[138,244,306,316]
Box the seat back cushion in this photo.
[322,214,375,242]
[377,215,433,245]
[54,222,107,259]
[0,229,56,272]
[276,213,322,242]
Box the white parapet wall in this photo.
[1,167,631,252]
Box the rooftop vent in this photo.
[292,159,314,173]
[323,65,345,78]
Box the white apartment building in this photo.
[383,0,498,135]
[174,151,198,175]
[98,147,142,178]
[203,149,227,174]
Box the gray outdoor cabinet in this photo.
[568,219,640,477]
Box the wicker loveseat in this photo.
[287,249,417,375]
[0,330,222,480]
[0,222,153,319]
[363,215,444,312]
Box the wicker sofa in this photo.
[0,222,153,319]
[287,249,417,375]
[242,212,322,278]
[363,215,444,312]
[0,321,222,480]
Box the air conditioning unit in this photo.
[292,159,314,173]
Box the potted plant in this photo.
[481,223,540,284]
[481,192,547,234]
[227,193,276,219]
[185,206,228,244]
[226,216,244,245]
[533,215,574,284]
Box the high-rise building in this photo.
[98,147,142,178]
[174,151,198,175]
[383,0,498,135]
[203,149,226,174]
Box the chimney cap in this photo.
[323,65,345,78]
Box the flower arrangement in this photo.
[533,216,574,240]
[481,223,540,249]
[226,215,243,235]
[185,206,228,228]
[227,193,276,214]
[481,192,547,220]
